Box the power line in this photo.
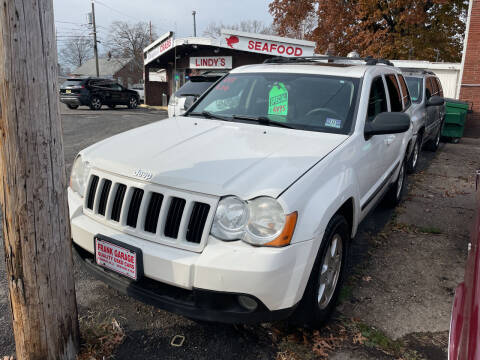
[94,0,141,22]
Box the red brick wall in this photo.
[460,0,480,137]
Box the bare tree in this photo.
[107,21,156,78]
[59,35,93,69]
[203,20,276,38]
[272,12,318,40]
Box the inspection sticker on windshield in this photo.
[325,117,342,129]
[268,82,288,118]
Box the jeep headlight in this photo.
[211,196,297,247]
[70,155,90,197]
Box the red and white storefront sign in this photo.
[221,29,315,58]
[145,32,175,65]
[190,56,232,69]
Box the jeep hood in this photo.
[82,116,348,199]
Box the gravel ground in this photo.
[0,106,478,359]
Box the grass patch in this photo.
[339,285,353,303]
[77,310,125,360]
[418,226,442,234]
[355,322,403,354]
[344,320,423,359]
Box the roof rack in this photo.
[263,55,394,66]
[399,67,436,75]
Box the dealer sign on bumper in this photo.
[95,237,138,280]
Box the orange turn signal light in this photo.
[264,212,298,247]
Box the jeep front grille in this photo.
[84,172,217,252]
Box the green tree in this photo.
[269,0,468,62]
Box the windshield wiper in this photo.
[232,115,296,129]
[188,111,231,121]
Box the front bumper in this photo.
[74,243,297,323]
[69,188,317,320]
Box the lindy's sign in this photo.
[190,56,233,69]
[221,29,315,58]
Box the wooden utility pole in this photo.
[0,0,80,359]
[91,0,100,77]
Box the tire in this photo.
[66,104,78,110]
[108,104,116,109]
[89,96,102,110]
[425,124,442,152]
[407,135,421,174]
[293,214,350,328]
[128,96,138,109]
[383,156,407,208]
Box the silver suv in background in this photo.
[402,69,445,173]
[167,71,227,117]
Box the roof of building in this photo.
[71,57,131,77]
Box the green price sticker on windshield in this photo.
[268,82,288,120]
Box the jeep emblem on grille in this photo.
[133,169,153,180]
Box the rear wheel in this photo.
[66,104,78,110]
[384,157,407,208]
[293,214,349,328]
[128,96,138,109]
[89,96,102,110]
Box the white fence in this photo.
[391,60,461,99]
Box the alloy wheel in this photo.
[396,162,405,199]
[412,140,420,169]
[130,97,137,108]
[318,234,343,310]
[91,98,101,110]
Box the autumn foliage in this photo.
[269,0,468,62]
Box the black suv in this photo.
[60,78,140,110]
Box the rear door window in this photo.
[435,78,443,97]
[367,76,388,121]
[425,78,434,99]
[62,79,84,88]
[397,74,411,109]
[385,74,403,112]
[429,77,439,96]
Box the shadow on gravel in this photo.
[349,144,440,271]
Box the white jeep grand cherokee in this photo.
[69,56,413,327]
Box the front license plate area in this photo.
[65,89,71,94]
[94,235,143,281]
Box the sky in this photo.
[53,0,274,52]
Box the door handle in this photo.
[385,135,395,145]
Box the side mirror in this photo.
[365,112,411,137]
[427,95,444,107]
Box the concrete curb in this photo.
[139,104,168,111]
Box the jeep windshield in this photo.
[187,73,360,134]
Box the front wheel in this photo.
[425,125,442,152]
[128,96,138,109]
[407,136,421,174]
[293,214,349,328]
[66,104,78,110]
